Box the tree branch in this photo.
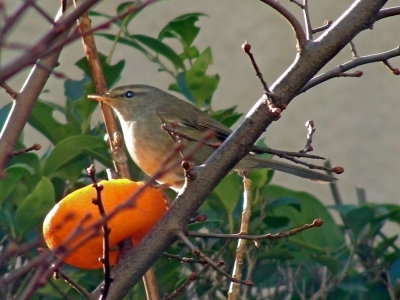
[0,0,99,83]
[0,3,72,178]
[377,6,400,20]
[300,46,400,93]
[259,0,308,48]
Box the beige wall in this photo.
[1,0,399,208]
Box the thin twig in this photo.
[0,0,100,82]
[0,82,18,99]
[163,253,207,264]
[10,144,41,157]
[86,165,112,300]
[30,2,56,25]
[242,42,271,95]
[0,2,70,178]
[312,20,332,34]
[162,273,197,300]
[188,219,324,241]
[260,0,307,47]
[382,60,400,75]
[377,6,400,20]
[349,40,359,58]
[288,0,303,9]
[176,231,253,286]
[300,46,400,93]
[299,120,315,153]
[302,0,313,39]
[161,120,326,160]
[53,268,91,299]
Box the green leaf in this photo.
[158,13,207,48]
[0,102,12,130]
[0,166,27,206]
[389,258,400,286]
[260,247,294,260]
[130,34,185,70]
[64,75,91,101]
[311,254,339,274]
[28,100,81,145]
[42,135,109,178]
[267,197,301,212]
[327,204,357,216]
[75,53,125,89]
[67,81,97,133]
[116,2,140,29]
[15,176,55,237]
[265,185,345,251]
[0,209,16,238]
[89,11,119,25]
[213,172,241,214]
[173,72,195,103]
[346,206,374,237]
[263,215,290,228]
[179,46,199,60]
[209,106,243,128]
[186,47,220,107]
[211,172,241,232]
[375,235,398,255]
[96,33,148,57]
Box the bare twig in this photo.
[288,0,303,9]
[86,165,112,300]
[242,42,271,95]
[177,231,253,286]
[0,2,67,178]
[188,219,324,241]
[300,46,400,93]
[377,6,400,20]
[30,2,56,25]
[349,40,359,58]
[312,20,332,34]
[161,117,326,161]
[259,0,307,48]
[382,60,400,75]
[0,0,100,82]
[299,120,315,153]
[163,253,207,264]
[10,144,41,157]
[162,273,197,300]
[53,268,91,299]
[302,0,313,39]
[0,82,18,99]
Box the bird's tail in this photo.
[238,155,337,183]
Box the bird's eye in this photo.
[125,91,134,98]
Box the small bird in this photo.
[89,84,336,190]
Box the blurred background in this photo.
[1,0,399,208]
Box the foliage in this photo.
[1,3,400,300]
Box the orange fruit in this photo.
[43,179,167,269]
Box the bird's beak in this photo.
[87,93,114,105]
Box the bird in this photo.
[88,84,336,190]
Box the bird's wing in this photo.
[180,117,232,141]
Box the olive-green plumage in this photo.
[89,84,336,190]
